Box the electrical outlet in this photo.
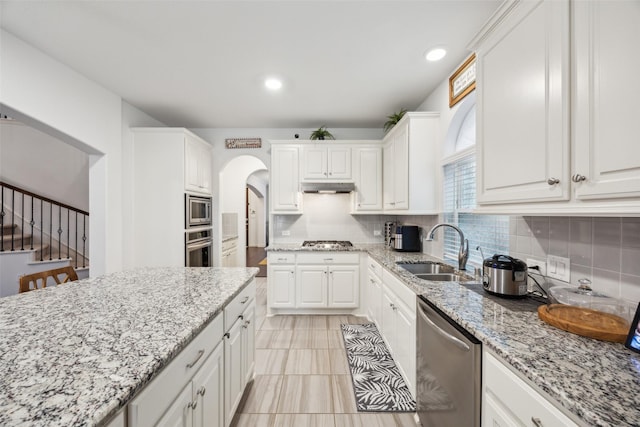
[281,230,290,236]
[526,258,547,276]
[547,255,571,282]
[373,230,381,236]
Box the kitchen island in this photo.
[0,266,258,426]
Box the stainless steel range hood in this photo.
[300,182,356,193]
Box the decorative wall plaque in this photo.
[449,53,476,108]
[225,138,262,149]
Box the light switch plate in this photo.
[547,255,570,282]
[373,230,381,236]
[282,230,290,236]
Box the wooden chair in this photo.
[19,266,79,293]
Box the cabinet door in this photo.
[573,1,640,200]
[483,393,521,427]
[354,147,383,211]
[367,274,382,327]
[394,300,415,397]
[224,320,244,425]
[296,266,328,308]
[475,0,570,204]
[184,135,211,194]
[380,287,396,354]
[242,302,256,385]
[268,265,296,308]
[156,383,193,427]
[328,146,352,179]
[392,126,409,210]
[383,142,395,210]
[271,146,301,212]
[302,146,328,179]
[328,265,359,308]
[192,344,224,427]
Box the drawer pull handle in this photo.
[197,386,206,396]
[241,296,250,304]
[188,400,198,410]
[531,417,543,427]
[324,258,334,262]
[186,349,205,369]
[239,314,244,320]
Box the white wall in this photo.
[1,29,122,275]
[0,120,89,211]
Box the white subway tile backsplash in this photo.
[621,218,640,276]
[592,218,622,272]
[549,217,570,257]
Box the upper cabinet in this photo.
[352,146,383,212]
[382,112,439,214]
[185,133,213,195]
[471,0,640,215]
[302,145,352,181]
[270,144,302,214]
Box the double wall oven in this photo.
[185,194,213,267]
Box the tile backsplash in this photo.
[510,216,640,305]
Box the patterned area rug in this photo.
[341,323,416,412]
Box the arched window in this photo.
[441,99,508,270]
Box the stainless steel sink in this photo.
[396,262,454,275]
[415,273,472,282]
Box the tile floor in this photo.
[231,277,418,427]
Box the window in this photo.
[442,103,509,271]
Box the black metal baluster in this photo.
[0,185,4,253]
[49,202,52,260]
[57,205,62,260]
[75,211,78,268]
[40,199,43,261]
[82,215,86,268]
[10,189,15,251]
[67,209,70,260]
[30,196,34,250]
[20,192,24,250]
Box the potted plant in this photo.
[383,109,407,133]
[309,126,335,140]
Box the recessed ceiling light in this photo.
[265,78,283,90]
[425,48,447,62]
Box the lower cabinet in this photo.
[483,350,578,427]
[366,258,383,327]
[380,269,416,398]
[267,253,296,308]
[128,281,256,427]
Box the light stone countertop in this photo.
[268,242,640,426]
[0,266,258,426]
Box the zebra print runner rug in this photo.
[340,323,416,412]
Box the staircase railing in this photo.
[0,181,89,268]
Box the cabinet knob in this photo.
[572,174,587,183]
[197,386,206,396]
[547,178,560,185]
[188,400,198,410]
[531,417,543,427]
[241,296,250,304]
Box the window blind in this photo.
[442,153,509,270]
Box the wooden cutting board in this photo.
[538,304,630,343]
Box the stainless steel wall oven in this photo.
[185,228,212,267]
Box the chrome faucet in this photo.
[425,223,469,272]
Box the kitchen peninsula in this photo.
[0,267,258,426]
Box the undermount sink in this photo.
[396,262,472,282]
[396,262,454,275]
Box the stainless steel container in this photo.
[482,255,528,297]
[384,222,396,247]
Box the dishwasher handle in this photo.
[418,302,470,352]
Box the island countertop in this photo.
[0,266,258,426]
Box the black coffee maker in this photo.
[392,225,421,252]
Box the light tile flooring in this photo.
[231,277,418,427]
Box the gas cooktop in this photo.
[301,240,353,249]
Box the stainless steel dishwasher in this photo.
[416,295,481,427]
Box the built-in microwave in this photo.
[185,194,212,228]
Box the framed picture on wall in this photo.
[449,53,476,108]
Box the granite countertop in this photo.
[362,244,640,427]
[0,266,258,426]
[266,243,366,252]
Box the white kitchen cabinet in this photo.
[128,314,224,427]
[270,145,301,213]
[131,128,212,268]
[352,146,383,212]
[328,265,359,308]
[241,301,256,385]
[296,265,328,308]
[382,112,439,214]
[296,264,359,308]
[366,257,383,327]
[221,238,238,267]
[471,0,640,215]
[302,144,352,180]
[184,133,213,195]
[380,269,416,397]
[483,350,579,427]
[267,253,296,309]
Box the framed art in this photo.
[625,302,640,354]
[449,53,476,108]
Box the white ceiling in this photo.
[0,0,501,129]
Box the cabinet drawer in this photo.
[268,253,296,264]
[368,257,382,278]
[297,252,359,264]
[484,351,578,427]
[222,238,238,251]
[128,313,224,427]
[224,280,256,329]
